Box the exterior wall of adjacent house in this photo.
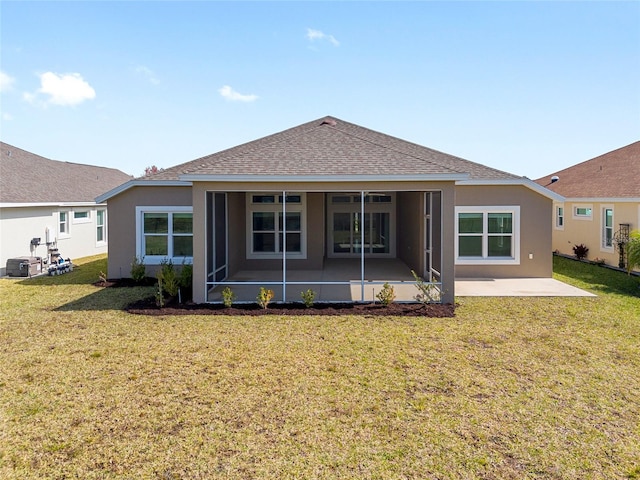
[105,186,193,279]
[454,184,553,278]
[551,199,640,271]
[0,204,109,276]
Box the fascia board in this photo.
[95,180,192,203]
[457,178,566,202]
[179,173,469,182]
[0,201,105,208]
[561,197,640,203]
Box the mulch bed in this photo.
[97,278,454,317]
[125,296,455,317]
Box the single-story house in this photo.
[0,142,132,275]
[535,141,640,271]
[97,116,562,303]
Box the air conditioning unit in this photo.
[6,257,43,277]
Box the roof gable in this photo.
[0,142,132,204]
[144,116,519,181]
[535,141,640,199]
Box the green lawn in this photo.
[1,255,639,479]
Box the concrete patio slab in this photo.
[455,278,596,297]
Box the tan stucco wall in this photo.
[455,185,553,278]
[552,201,640,269]
[106,186,192,279]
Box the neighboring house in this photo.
[0,142,132,275]
[535,141,640,271]
[97,116,561,304]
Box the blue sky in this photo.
[1,1,638,179]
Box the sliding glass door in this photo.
[328,193,394,257]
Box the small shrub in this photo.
[573,243,589,260]
[376,282,396,306]
[178,262,193,300]
[158,259,179,298]
[257,287,275,309]
[221,287,236,308]
[628,230,640,275]
[593,257,606,266]
[131,256,146,283]
[301,289,316,308]
[411,270,441,304]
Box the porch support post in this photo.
[361,190,365,301]
[282,190,287,302]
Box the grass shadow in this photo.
[54,285,154,312]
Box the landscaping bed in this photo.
[125,295,455,317]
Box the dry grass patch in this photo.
[1,255,639,478]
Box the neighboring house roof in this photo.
[535,141,640,199]
[97,116,560,202]
[0,142,132,204]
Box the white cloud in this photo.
[0,71,16,92]
[218,85,258,102]
[306,28,340,47]
[135,65,160,85]
[26,72,96,106]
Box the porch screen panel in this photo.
[215,193,227,281]
[370,212,390,254]
[253,212,276,252]
[279,212,301,252]
[333,212,352,253]
[206,192,214,278]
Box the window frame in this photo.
[572,204,593,221]
[555,204,565,230]
[246,193,307,259]
[96,209,107,245]
[72,210,91,224]
[58,211,70,238]
[455,206,520,265]
[135,206,193,265]
[601,206,614,252]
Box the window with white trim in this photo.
[555,205,564,229]
[602,207,614,250]
[59,211,69,237]
[455,206,520,265]
[573,205,593,220]
[96,209,106,244]
[246,193,306,259]
[73,210,91,224]
[136,206,193,264]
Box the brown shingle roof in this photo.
[535,141,640,198]
[0,142,132,203]
[142,116,519,181]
